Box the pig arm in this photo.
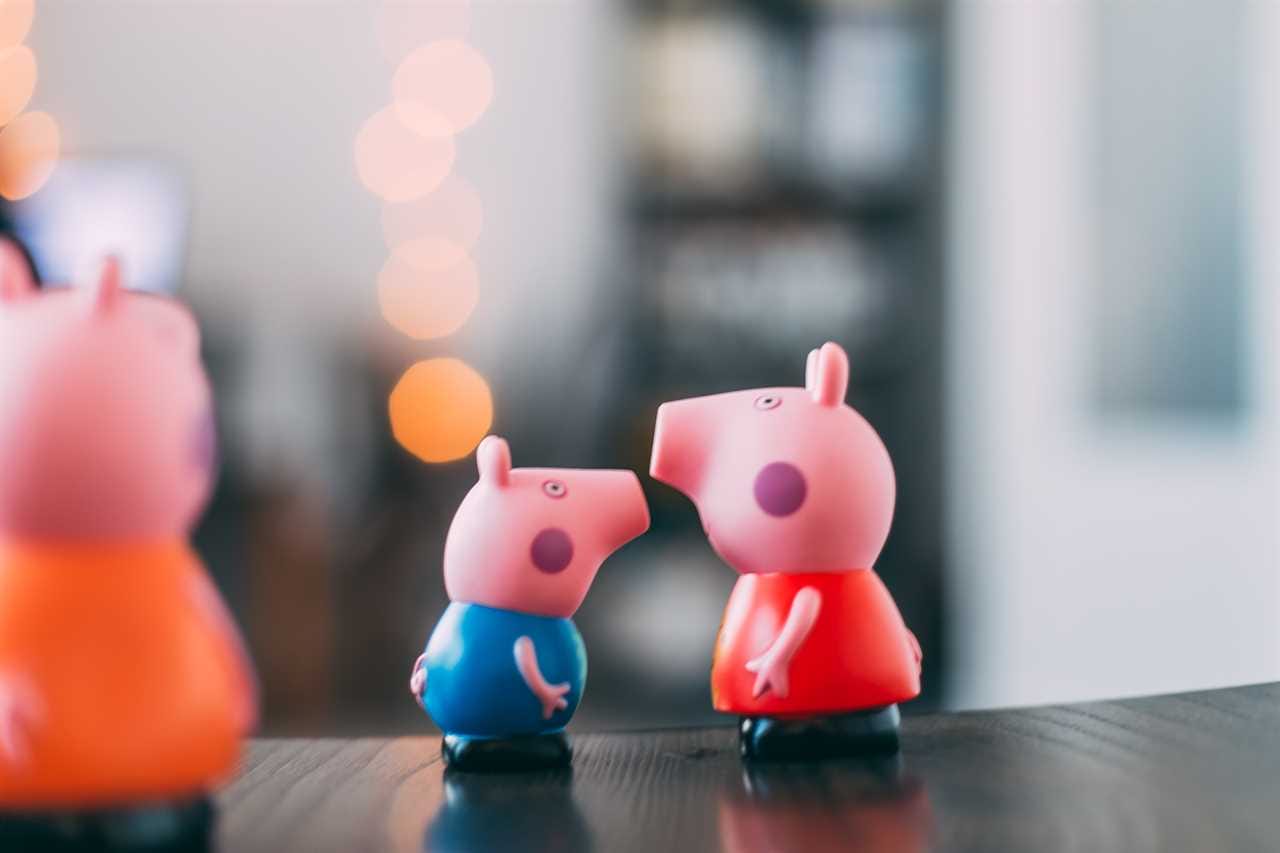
[0,673,42,766]
[745,586,822,699]
[187,570,260,735]
[408,654,428,706]
[513,636,571,720]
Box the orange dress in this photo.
[712,570,920,718]
[0,539,253,808]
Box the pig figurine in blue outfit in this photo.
[410,436,649,770]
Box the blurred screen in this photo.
[9,156,188,294]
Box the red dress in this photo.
[711,570,920,717]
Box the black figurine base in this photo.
[0,796,214,851]
[739,705,901,762]
[442,732,573,772]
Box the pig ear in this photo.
[158,307,201,357]
[85,256,123,316]
[811,342,849,407]
[476,435,512,487]
[804,348,819,393]
[0,238,36,304]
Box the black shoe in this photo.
[739,705,901,762]
[0,796,214,851]
[442,732,573,772]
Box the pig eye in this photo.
[754,395,782,411]
[542,480,568,499]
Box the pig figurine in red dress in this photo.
[650,342,921,760]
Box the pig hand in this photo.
[745,652,793,700]
[514,636,571,720]
[408,654,428,706]
[906,630,923,673]
[0,673,43,766]
[744,586,822,700]
[535,682,571,720]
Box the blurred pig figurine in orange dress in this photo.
[0,244,256,846]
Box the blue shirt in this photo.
[419,602,587,737]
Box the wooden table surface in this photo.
[217,682,1280,852]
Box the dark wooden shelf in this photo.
[627,182,921,224]
[626,0,814,27]
[218,682,1280,852]
[617,0,947,732]
[626,0,938,29]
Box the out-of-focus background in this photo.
[0,0,1276,734]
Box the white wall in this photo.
[947,0,1280,708]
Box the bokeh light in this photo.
[381,174,483,250]
[0,0,33,50]
[389,358,493,464]
[376,0,471,66]
[378,237,479,340]
[371,6,495,468]
[354,105,456,203]
[0,44,35,126]
[391,233,467,271]
[0,111,60,201]
[392,40,494,137]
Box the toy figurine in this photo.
[650,342,921,761]
[410,436,649,771]
[0,255,256,846]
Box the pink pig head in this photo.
[0,252,216,541]
[443,436,651,618]
[650,342,895,575]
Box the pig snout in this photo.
[598,470,650,551]
[650,399,705,498]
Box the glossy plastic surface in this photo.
[422,603,585,737]
[737,706,902,761]
[0,253,255,807]
[444,436,650,619]
[714,572,919,716]
[650,342,921,721]
[0,255,213,540]
[413,436,649,745]
[651,342,895,575]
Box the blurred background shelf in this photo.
[627,183,921,223]
[607,0,947,717]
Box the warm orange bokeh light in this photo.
[391,233,469,271]
[381,174,483,251]
[0,111,59,201]
[354,106,456,203]
[389,358,493,464]
[376,0,470,66]
[378,237,479,340]
[0,44,35,126]
[0,0,33,50]
[392,40,493,137]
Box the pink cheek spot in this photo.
[754,462,807,517]
[192,409,218,476]
[531,527,574,574]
